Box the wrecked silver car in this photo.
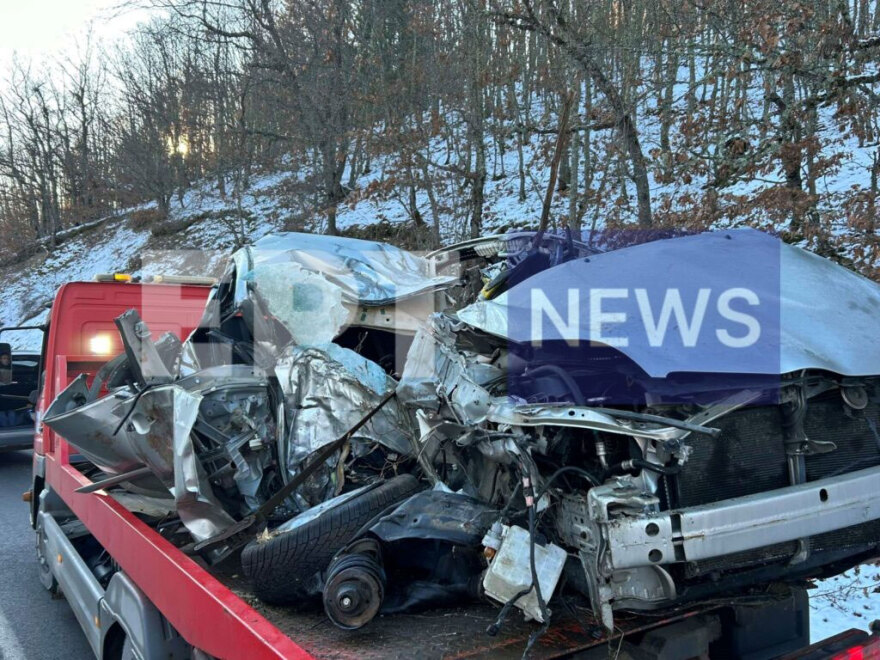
[42,229,880,647]
[396,228,880,633]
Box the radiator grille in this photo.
[675,394,880,509]
[675,405,788,507]
[673,392,880,578]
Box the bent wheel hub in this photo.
[323,554,385,630]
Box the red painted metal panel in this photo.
[45,455,310,659]
[37,282,213,458]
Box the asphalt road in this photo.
[0,450,93,660]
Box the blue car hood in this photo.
[457,229,880,378]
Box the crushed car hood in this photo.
[233,232,457,307]
[457,228,880,377]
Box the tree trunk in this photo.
[420,156,442,248]
[470,136,486,239]
[562,43,653,226]
[568,99,581,233]
[659,44,677,177]
[507,80,527,202]
[321,139,347,236]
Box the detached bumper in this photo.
[604,465,880,570]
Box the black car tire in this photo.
[242,474,422,605]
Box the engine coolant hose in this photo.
[611,457,681,477]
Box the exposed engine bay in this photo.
[396,311,880,632]
[42,229,880,649]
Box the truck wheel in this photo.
[242,474,422,605]
[35,515,58,595]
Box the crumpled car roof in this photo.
[232,232,457,307]
[457,228,880,377]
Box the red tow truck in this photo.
[22,277,880,659]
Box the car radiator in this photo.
[671,393,880,578]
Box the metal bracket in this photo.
[115,310,173,387]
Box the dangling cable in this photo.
[521,460,551,659]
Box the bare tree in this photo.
[497,0,654,227]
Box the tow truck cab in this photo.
[27,279,880,660]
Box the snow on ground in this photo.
[0,221,151,349]
[810,564,880,642]
[169,170,294,224]
[330,78,878,249]
[0,169,297,350]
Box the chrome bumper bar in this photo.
[605,465,880,569]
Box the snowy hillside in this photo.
[323,84,880,277]
[1,76,879,333]
[811,563,880,642]
[0,171,293,346]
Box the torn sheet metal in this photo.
[457,228,880,377]
[248,261,350,345]
[177,364,276,514]
[114,309,174,386]
[44,378,235,542]
[397,313,503,419]
[397,314,696,441]
[169,386,236,542]
[484,400,714,441]
[44,376,174,490]
[368,489,496,546]
[274,343,413,498]
[235,232,457,307]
